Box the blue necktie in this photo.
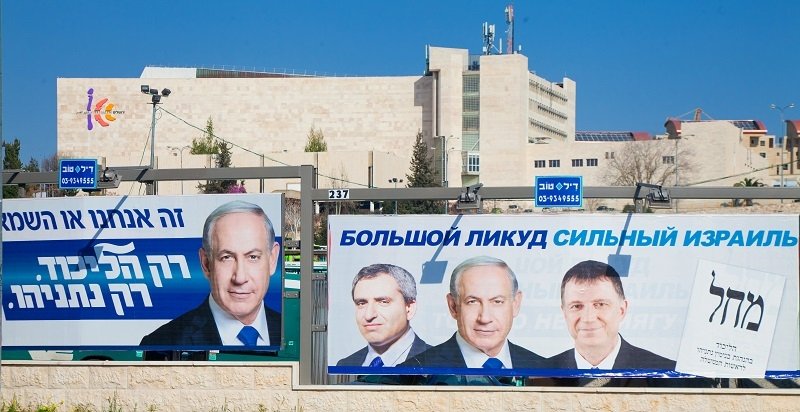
[237,326,260,346]
[482,357,504,369]
[368,356,384,367]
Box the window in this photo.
[760,141,765,147]
[467,153,480,173]
[587,158,598,167]
[663,156,675,164]
[463,95,480,112]
[549,159,560,168]
[760,152,766,158]
[571,159,583,167]
[605,151,615,159]
[534,160,546,168]
[462,114,479,131]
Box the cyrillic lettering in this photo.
[483,230,501,246]
[426,230,443,246]
[356,231,374,246]
[516,230,532,246]
[745,230,764,246]
[700,230,716,247]
[370,230,390,246]
[587,230,606,246]
[341,230,356,246]
[499,231,515,246]
[553,230,569,246]
[404,230,426,246]
[465,230,483,246]
[529,230,548,249]
[657,229,678,246]
[389,231,404,246]
[782,232,798,246]
[635,231,653,246]
[569,230,587,246]
[443,230,460,246]
[728,231,744,246]
[604,231,619,246]
[620,230,636,246]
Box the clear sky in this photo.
[3,1,799,164]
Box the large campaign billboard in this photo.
[2,194,284,351]
[327,214,799,379]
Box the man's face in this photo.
[447,265,521,357]
[352,274,415,353]
[561,277,627,355]
[200,212,279,325]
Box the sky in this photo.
[3,1,800,164]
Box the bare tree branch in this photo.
[603,140,694,186]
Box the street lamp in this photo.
[436,135,456,214]
[141,85,172,195]
[770,103,795,193]
[168,145,190,194]
[389,177,403,214]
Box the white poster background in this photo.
[327,214,799,376]
[675,260,785,377]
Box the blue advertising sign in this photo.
[535,175,583,208]
[1,194,285,352]
[59,158,98,190]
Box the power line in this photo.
[686,161,787,186]
[157,107,371,188]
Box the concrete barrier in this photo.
[2,361,799,411]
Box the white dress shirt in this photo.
[455,333,513,368]
[208,295,271,346]
[363,327,417,367]
[574,333,622,369]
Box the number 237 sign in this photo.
[327,189,350,199]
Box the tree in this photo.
[732,177,765,207]
[22,157,40,197]
[304,126,327,152]
[604,140,693,186]
[396,131,443,214]
[3,139,23,198]
[330,166,357,215]
[304,125,328,243]
[284,198,302,240]
[313,212,328,247]
[192,118,237,194]
[191,118,219,155]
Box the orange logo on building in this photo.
[85,88,123,130]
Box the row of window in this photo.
[534,158,599,168]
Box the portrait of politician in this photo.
[546,259,675,370]
[402,256,544,369]
[336,263,430,367]
[140,200,281,347]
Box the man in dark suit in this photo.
[141,200,281,348]
[403,256,544,369]
[337,263,429,367]
[546,260,675,370]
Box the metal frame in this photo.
[4,166,800,385]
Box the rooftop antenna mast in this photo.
[482,22,497,55]
[505,4,515,54]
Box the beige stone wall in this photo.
[58,52,794,200]
[3,362,800,412]
[58,75,431,195]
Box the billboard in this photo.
[2,194,284,351]
[327,214,799,378]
